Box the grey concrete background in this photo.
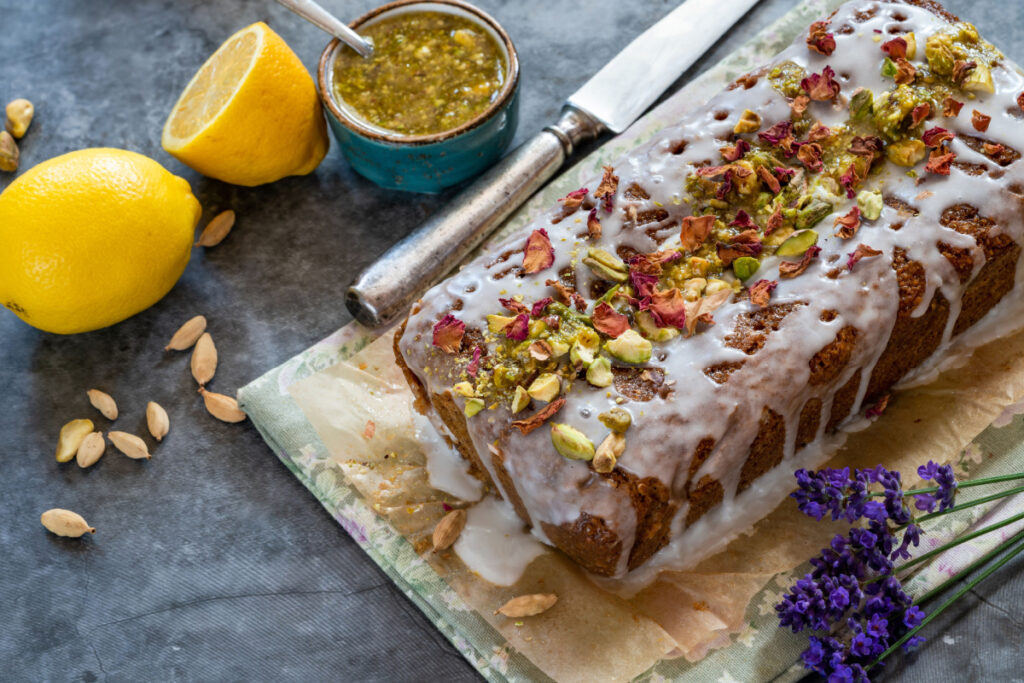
[1,0,1021,681]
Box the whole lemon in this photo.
[161,22,328,186]
[0,148,201,334]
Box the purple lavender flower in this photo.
[914,461,958,512]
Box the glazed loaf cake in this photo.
[396,0,1024,583]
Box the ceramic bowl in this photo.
[317,0,520,193]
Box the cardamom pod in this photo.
[109,431,152,460]
[41,508,95,537]
[195,209,236,247]
[86,389,118,420]
[165,315,207,351]
[199,388,246,423]
[495,593,558,618]
[146,401,169,441]
[432,509,467,551]
[56,419,94,463]
[75,431,105,468]
[190,332,217,386]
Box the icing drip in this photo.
[453,495,547,586]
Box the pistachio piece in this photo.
[86,389,118,420]
[5,98,33,138]
[570,339,595,367]
[776,229,819,256]
[733,109,761,134]
[41,509,95,537]
[857,190,884,221]
[904,32,917,59]
[451,381,475,397]
[849,88,873,120]
[527,373,561,402]
[732,160,759,195]
[75,431,105,468]
[598,407,632,433]
[0,131,19,172]
[146,401,170,441]
[200,389,247,423]
[593,432,626,473]
[57,419,94,463]
[704,278,732,295]
[681,278,707,301]
[495,593,558,618]
[886,139,926,167]
[165,315,207,351]
[583,248,628,283]
[510,385,531,414]
[550,423,595,461]
[486,314,515,333]
[109,431,152,460]
[605,329,652,364]
[586,356,614,387]
[925,32,955,75]
[635,310,679,342]
[795,198,832,229]
[432,508,467,551]
[464,397,485,417]
[732,256,760,281]
[548,340,570,358]
[962,63,994,93]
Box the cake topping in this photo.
[943,96,964,117]
[800,65,840,101]
[522,228,554,273]
[550,423,595,460]
[593,166,619,213]
[586,208,602,239]
[834,207,862,239]
[779,245,822,279]
[971,110,991,133]
[748,279,777,307]
[806,20,836,56]
[846,243,882,271]
[593,302,630,337]
[432,314,465,353]
[881,37,908,59]
[510,397,565,434]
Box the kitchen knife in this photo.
[346,0,762,328]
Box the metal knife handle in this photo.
[346,106,604,328]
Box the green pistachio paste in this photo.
[333,12,507,136]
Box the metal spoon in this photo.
[275,0,374,58]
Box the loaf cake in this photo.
[396,0,1024,585]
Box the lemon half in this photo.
[161,22,328,187]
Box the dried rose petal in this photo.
[748,279,777,307]
[893,58,916,85]
[971,110,992,133]
[865,394,890,418]
[511,397,566,435]
[522,228,555,274]
[847,244,883,271]
[695,164,729,178]
[648,288,687,329]
[766,206,784,234]
[807,121,831,142]
[779,245,821,279]
[759,120,793,146]
[924,149,956,175]
[943,96,964,117]
[922,127,954,147]
[593,302,630,337]
[806,20,836,56]
[849,135,883,158]
[499,297,529,315]
[571,291,587,312]
[729,209,756,229]
[680,214,715,252]
[543,315,560,330]
[774,166,797,183]
[800,65,840,101]
[983,142,1007,157]
[791,95,810,117]
[432,314,465,353]
[1018,92,1024,114]
[629,269,659,299]
[505,313,530,341]
[757,165,781,194]
[880,36,907,59]
[797,142,824,172]
[834,206,861,239]
[467,346,483,377]
[531,297,553,317]
[586,208,602,240]
[952,60,977,86]
[839,163,859,199]
[559,187,589,211]
[594,166,619,213]
[910,102,931,127]
[721,139,750,162]
[545,278,573,305]
[716,232,762,266]
[528,340,553,361]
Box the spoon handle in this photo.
[275,0,373,58]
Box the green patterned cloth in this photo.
[238,1,1024,679]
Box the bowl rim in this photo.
[317,0,520,145]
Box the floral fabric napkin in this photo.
[238,0,1024,679]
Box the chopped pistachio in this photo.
[733,160,760,195]
[570,339,596,367]
[605,329,652,364]
[732,256,760,281]
[681,278,707,301]
[962,63,994,93]
[511,385,530,413]
[452,381,475,397]
[849,88,873,120]
[880,57,898,79]
[586,356,614,387]
[886,139,926,167]
[704,278,732,295]
[796,198,832,230]
[548,340,570,358]
[593,432,626,473]
[925,32,955,75]
[527,373,561,402]
[776,229,819,256]
[635,310,680,342]
[464,398,485,417]
[550,423,595,461]
[582,248,628,283]
[905,32,917,59]
[487,314,515,333]
[857,190,884,221]
[598,407,632,433]
[733,109,762,134]
[527,319,547,337]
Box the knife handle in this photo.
[346,106,604,328]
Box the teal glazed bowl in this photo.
[317,0,520,194]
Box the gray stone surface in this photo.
[1,0,1021,681]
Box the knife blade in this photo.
[346,0,761,328]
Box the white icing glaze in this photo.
[400,0,1024,586]
[453,495,547,585]
[412,407,484,501]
